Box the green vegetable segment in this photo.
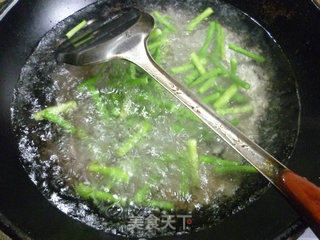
[148,37,168,50]
[66,20,87,39]
[175,107,200,122]
[208,56,250,89]
[88,162,130,183]
[213,84,238,109]
[202,92,221,104]
[190,52,206,75]
[133,184,150,204]
[137,93,174,111]
[230,58,237,76]
[42,111,76,134]
[230,118,240,126]
[133,183,174,210]
[229,43,266,63]
[199,156,240,166]
[33,101,77,121]
[153,11,177,31]
[180,160,190,196]
[199,21,215,56]
[149,28,163,41]
[171,62,195,74]
[185,70,200,84]
[116,121,152,157]
[232,94,248,104]
[171,59,207,74]
[230,75,250,90]
[87,85,109,122]
[220,25,226,60]
[75,183,126,204]
[186,7,214,32]
[214,165,258,173]
[73,35,94,48]
[78,77,99,92]
[198,76,217,94]
[187,139,200,188]
[190,68,222,88]
[213,23,224,59]
[214,23,226,60]
[216,104,254,116]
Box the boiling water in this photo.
[11,0,299,238]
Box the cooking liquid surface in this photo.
[11,0,300,237]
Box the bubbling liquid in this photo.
[11,0,299,238]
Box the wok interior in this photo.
[10,0,300,237]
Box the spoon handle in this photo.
[121,38,320,236]
[279,169,320,235]
[123,38,286,184]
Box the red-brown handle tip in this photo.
[279,170,320,236]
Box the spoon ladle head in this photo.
[57,8,154,65]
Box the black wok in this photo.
[0,0,320,239]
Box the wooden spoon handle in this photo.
[279,170,320,236]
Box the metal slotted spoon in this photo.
[56,7,320,235]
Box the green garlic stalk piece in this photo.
[116,121,152,157]
[190,52,206,75]
[33,101,77,121]
[153,11,177,31]
[186,7,214,32]
[88,162,130,183]
[214,165,258,173]
[66,20,87,39]
[199,156,241,166]
[187,139,200,188]
[42,111,76,134]
[213,84,238,109]
[75,183,126,205]
[229,43,266,63]
[216,104,253,116]
[199,21,215,56]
